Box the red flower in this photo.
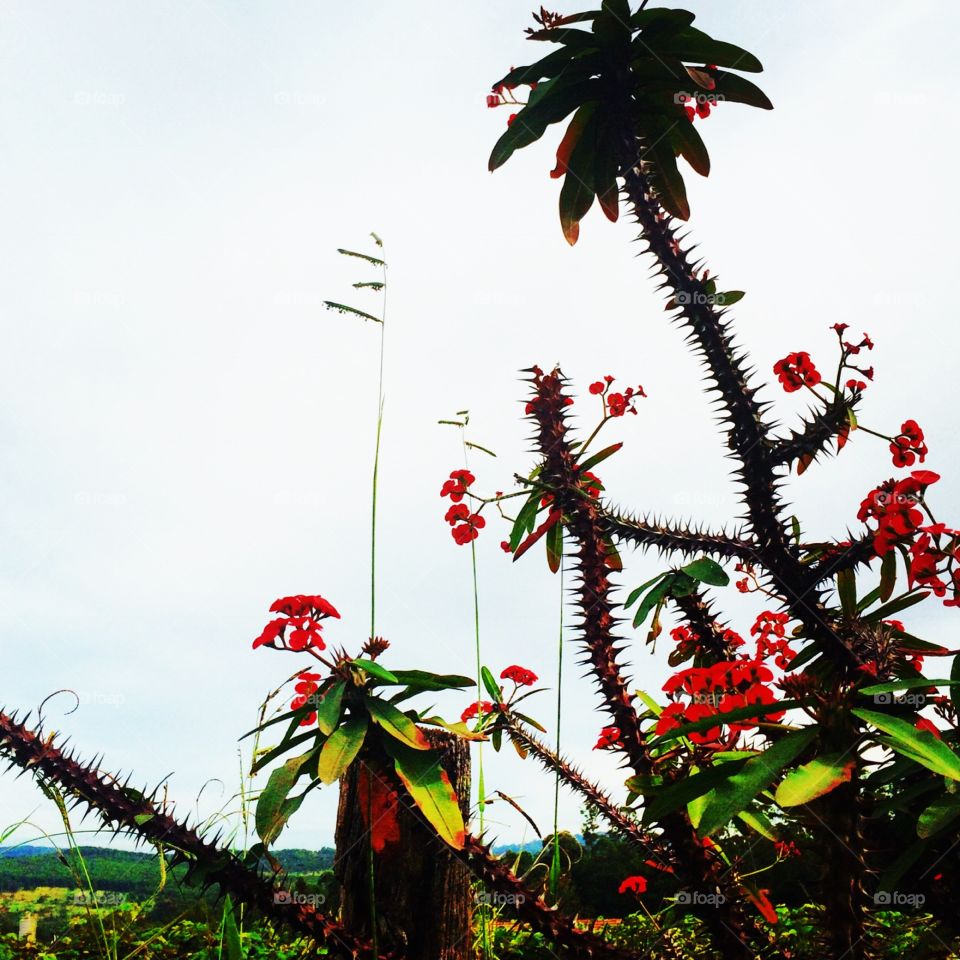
[618,875,648,895]
[915,717,942,740]
[846,379,867,392]
[773,352,821,393]
[507,113,517,126]
[253,618,288,650]
[695,99,711,119]
[286,616,325,651]
[500,540,511,552]
[461,700,494,723]
[270,595,340,619]
[684,104,696,121]
[451,513,485,545]
[486,94,499,108]
[589,381,605,395]
[501,665,538,686]
[593,725,622,750]
[890,420,927,468]
[440,469,475,502]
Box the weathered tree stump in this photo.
[335,729,472,959]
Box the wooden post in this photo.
[335,729,472,959]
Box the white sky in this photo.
[2,1,958,853]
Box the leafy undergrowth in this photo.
[1,908,957,959]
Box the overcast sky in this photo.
[2,1,958,853]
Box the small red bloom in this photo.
[773,352,821,393]
[486,94,499,108]
[593,725,622,750]
[461,700,494,723]
[618,875,648,895]
[501,665,538,686]
[695,100,711,119]
[589,381,605,395]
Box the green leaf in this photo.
[351,659,400,685]
[577,442,622,474]
[710,71,773,108]
[221,896,243,960]
[774,754,855,807]
[859,678,959,695]
[737,808,779,842]
[642,121,690,220]
[488,77,599,172]
[632,9,695,34]
[365,696,430,750]
[317,716,368,785]
[852,708,960,779]
[952,651,960,712]
[641,759,748,824]
[880,550,897,602]
[514,508,562,562]
[917,795,960,839]
[383,739,465,849]
[716,290,745,307]
[680,556,729,587]
[558,113,599,244]
[658,28,763,73]
[388,670,475,691]
[864,591,928,622]
[697,728,817,836]
[481,666,503,703]
[624,573,668,610]
[336,248,385,266]
[546,518,563,573]
[670,118,710,177]
[509,494,541,552]
[255,752,310,846]
[837,568,857,618]
[315,680,346,736]
[632,574,677,628]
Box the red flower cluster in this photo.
[291,670,322,727]
[593,725,623,750]
[751,612,797,669]
[773,351,821,393]
[461,700,495,724]
[657,660,785,745]
[441,470,486,545]
[910,527,960,605]
[445,502,486,545]
[678,91,717,122]
[253,594,339,652]
[618,875,648,895]
[440,469,475,502]
[857,471,939,556]
[501,664,538,686]
[588,375,646,417]
[670,625,700,659]
[890,420,928,468]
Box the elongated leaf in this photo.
[508,494,541,552]
[716,290,745,307]
[837,568,857,618]
[351,659,400,685]
[420,715,488,742]
[865,591,928,622]
[670,118,710,177]
[559,113,599,244]
[551,103,595,179]
[255,752,310,845]
[658,27,763,73]
[880,550,897,602]
[952,651,960,711]
[711,71,773,108]
[860,678,958,695]
[481,666,503,703]
[681,556,729,586]
[737,808,779,842]
[546,518,563,573]
[317,716,368,785]
[221,896,243,960]
[366,696,430,750]
[577,442,622,474]
[315,680,346,736]
[918,795,960,838]
[389,670,475,691]
[633,574,677,627]
[853,708,960,780]
[774,754,855,807]
[384,739,465,849]
[641,759,748,824]
[642,122,690,220]
[697,728,817,836]
[251,729,319,774]
[514,508,563,562]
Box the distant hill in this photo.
[0,846,335,893]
